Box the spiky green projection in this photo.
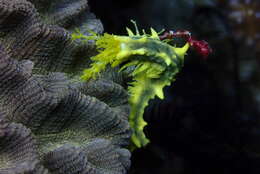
[73,22,190,148]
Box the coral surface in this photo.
[0,0,131,173]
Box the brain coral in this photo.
[0,0,131,173]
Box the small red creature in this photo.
[159,30,212,58]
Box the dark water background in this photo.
[89,0,260,173]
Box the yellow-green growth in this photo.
[73,21,190,148]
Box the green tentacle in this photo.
[73,22,190,148]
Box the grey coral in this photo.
[0,0,131,174]
[0,117,48,174]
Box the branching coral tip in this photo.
[75,20,212,148]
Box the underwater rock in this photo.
[0,0,131,173]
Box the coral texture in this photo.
[0,0,131,174]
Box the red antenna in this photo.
[159,30,212,58]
